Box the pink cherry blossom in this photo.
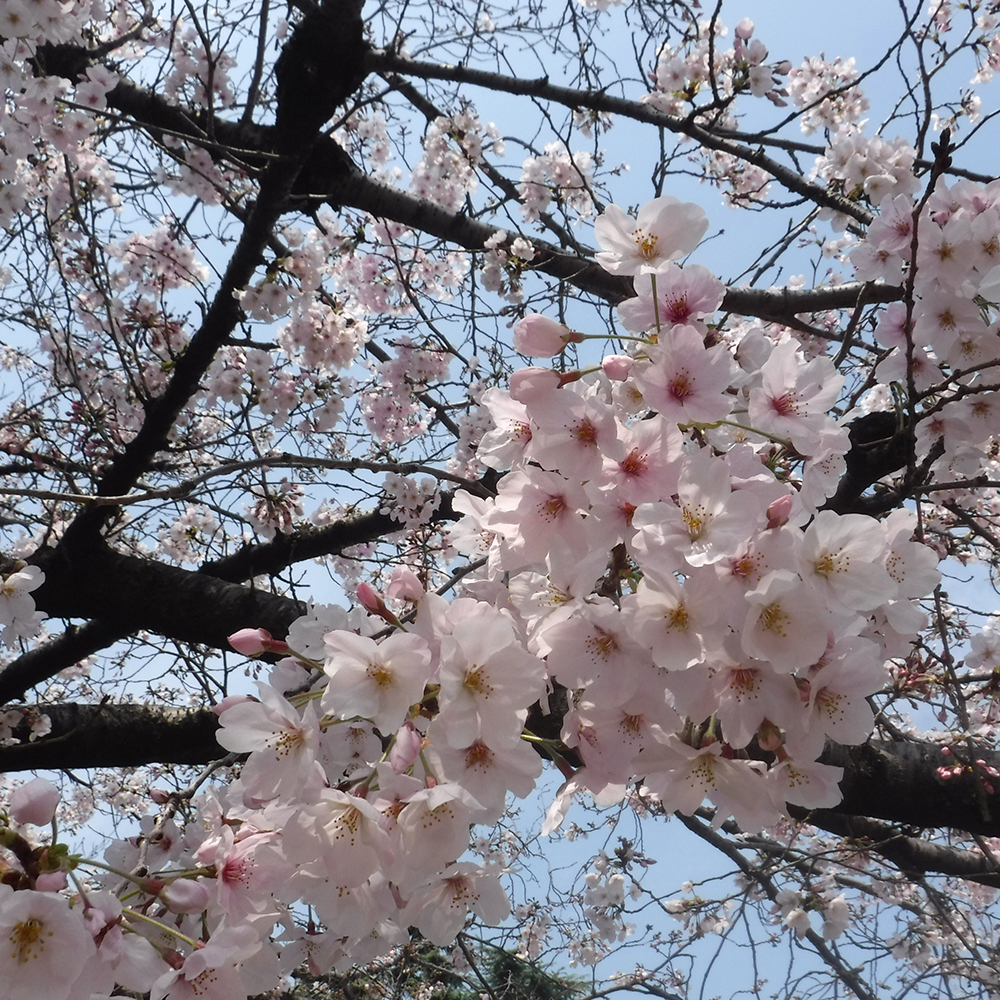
[631,324,737,425]
[748,339,844,456]
[0,888,97,1000]
[402,863,510,945]
[594,196,709,276]
[616,263,725,333]
[742,570,831,673]
[322,631,434,732]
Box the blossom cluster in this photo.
[0,187,967,999]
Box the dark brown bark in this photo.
[3,703,998,885]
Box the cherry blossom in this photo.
[594,197,709,276]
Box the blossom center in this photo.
[682,504,707,539]
[367,662,394,689]
[586,629,617,661]
[465,741,494,770]
[621,713,643,736]
[222,857,252,885]
[769,392,799,417]
[9,917,48,964]
[760,602,790,637]
[540,495,567,520]
[633,228,659,258]
[664,294,692,323]
[813,552,845,577]
[668,373,693,401]
[620,449,648,476]
[666,605,689,631]
[464,665,494,699]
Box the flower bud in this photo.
[766,493,794,529]
[757,721,783,752]
[162,879,212,914]
[513,314,582,357]
[735,17,754,39]
[388,721,423,774]
[9,777,60,827]
[212,694,254,716]
[228,628,289,657]
[357,582,401,626]
[601,354,635,381]
[35,871,67,892]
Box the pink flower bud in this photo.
[35,871,67,892]
[149,788,171,805]
[356,582,385,615]
[513,314,582,357]
[735,17,754,39]
[388,721,424,774]
[357,582,401,626]
[162,879,212,914]
[228,627,289,657]
[386,567,425,603]
[601,354,635,380]
[766,493,794,529]
[9,777,61,826]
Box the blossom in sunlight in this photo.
[594,196,708,276]
[322,631,434,732]
[631,324,737,425]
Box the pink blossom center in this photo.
[572,419,598,444]
[668,373,693,401]
[664,294,692,323]
[465,741,493,770]
[222,857,252,886]
[769,392,799,417]
[620,449,648,476]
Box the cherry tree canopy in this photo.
[2,0,1000,998]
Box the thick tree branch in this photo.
[792,808,1000,888]
[0,620,134,706]
[366,50,875,225]
[0,703,222,770]
[41,52,901,316]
